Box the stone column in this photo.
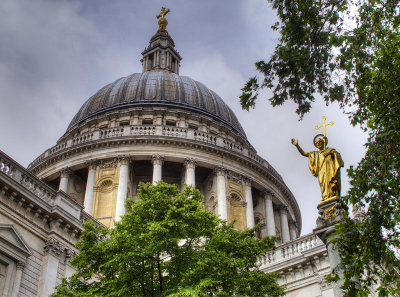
[243,178,254,229]
[84,162,97,214]
[10,261,24,297]
[264,191,276,236]
[115,157,130,221]
[280,206,291,243]
[215,167,227,220]
[152,155,164,185]
[289,220,297,240]
[38,238,63,297]
[59,168,71,192]
[184,158,196,186]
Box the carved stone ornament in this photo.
[226,171,243,183]
[213,166,226,176]
[184,158,196,169]
[65,248,77,263]
[118,155,131,165]
[43,238,65,257]
[98,158,118,169]
[59,167,72,178]
[152,154,165,165]
[16,261,26,270]
[85,160,99,170]
[316,198,348,228]
[262,189,275,199]
[242,176,253,187]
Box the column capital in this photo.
[118,155,131,166]
[262,189,275,200]
[85,160,99,170]
[242,176,253,187]
[152,154,165,165]
[279,205,289,214]
[214,166,227,177]
[59,168,72,178]
[184,158,197,169]
[43,238,65,258]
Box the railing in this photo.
[29,124,283,181]
[0,150,88,225]
[163,126,187,138]
[257,233,323,268]
[1,150,56,204]
[194,131,217,145]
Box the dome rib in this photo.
[67,71,247,139]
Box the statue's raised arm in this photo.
[291,138,309,157]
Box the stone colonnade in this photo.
[57,156,296,242]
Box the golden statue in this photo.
[291,117,344,202]
[157,7,170,32]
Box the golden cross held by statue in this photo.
[315,116,334,138]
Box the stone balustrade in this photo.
[257,233,323,268]
[0,150,86,227]
[28,124,283,181]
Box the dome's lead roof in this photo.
[68,71,247,139]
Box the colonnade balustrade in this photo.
[56,157,296,240]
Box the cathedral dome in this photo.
[67,71,247,139]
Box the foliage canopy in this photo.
[52,182,284,297]
[241,0,400,295]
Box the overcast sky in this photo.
[0,0,367,235]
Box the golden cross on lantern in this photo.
[315,116,334,138]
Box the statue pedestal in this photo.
[313,198,348,297]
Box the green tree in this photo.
[241,0,400,295]
[52,182,284,297]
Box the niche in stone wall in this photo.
[93,167,119,227]
[227,193,247,231]
[226,176,247,231]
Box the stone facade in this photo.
[0,23,336,296]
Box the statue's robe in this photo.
[308,147,344,201]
